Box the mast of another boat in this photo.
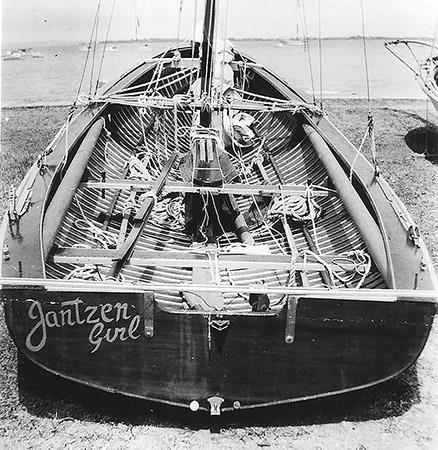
[199,0,217,127]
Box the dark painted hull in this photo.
[4,289,435,411]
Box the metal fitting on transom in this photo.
[207,396,224,416]
[189,400,200,412]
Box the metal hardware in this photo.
[207,396,224,416]
[285,296,299,344]
[8,186,21,238]
[100,171,106,199]
[408,224,421,247]
[8,186,17,222]
[189,400,200,412]
[138,292,154,338]
[3,245,10,261]
[210,319,230,332]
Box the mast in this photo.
[199,0,217,127]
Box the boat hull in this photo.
[3,288,435,412]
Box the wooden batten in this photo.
[42,119,105,260]
[302,124,392,288]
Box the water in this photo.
[0,39,427,107]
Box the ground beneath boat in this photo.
[1,99,437,448]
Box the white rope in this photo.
[65,265,103,281]
[128,154,153,181]
[268,189,322,223]
[74,196,118,249]
[302,249,371,289]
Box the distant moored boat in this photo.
[385,40,438,114]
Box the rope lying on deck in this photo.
[267,192,322,223]
[302,249,371,289]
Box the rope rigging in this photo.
[175,0,185,50]
[75,0,101,105]
[58,0,380,300]
[95,0,116,95]
[357,0,380,177]
[317,0,324,109]
[89,0,102,96]
[297,0,316,105]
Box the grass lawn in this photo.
[1,99,437,449]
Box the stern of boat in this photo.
[3,285,436,413]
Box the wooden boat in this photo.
[385,40,438,114]
[1,1,437,416]
[2,51,23,61]
[2,48,43,59]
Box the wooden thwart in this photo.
[79,180,335,197]
[53,247,368,273]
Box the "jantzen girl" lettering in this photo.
[25,298,141,353]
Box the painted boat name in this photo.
[25,298,141,353]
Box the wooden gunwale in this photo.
[1,277,436,302]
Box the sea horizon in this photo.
[2,35,435,50]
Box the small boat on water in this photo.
[2,51,23,61]
[385,40,438,114]
[1,1,437,416]
[2,48,43,60]
[275,39,305,48]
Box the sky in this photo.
[1,0,438,46]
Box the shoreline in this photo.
[2,37,434,47]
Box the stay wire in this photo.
[219,0,231,98]
[189,0,198,88]
[359,0,379,176]
[359,0,371,113]
[95,0,116,95]
[299,0,316,105]
[206,0,215,99]
[75,0,101,104]
[89,0,103,96]
[176,0,184,50]
[318,0,323,109]
[429,14,438,59]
